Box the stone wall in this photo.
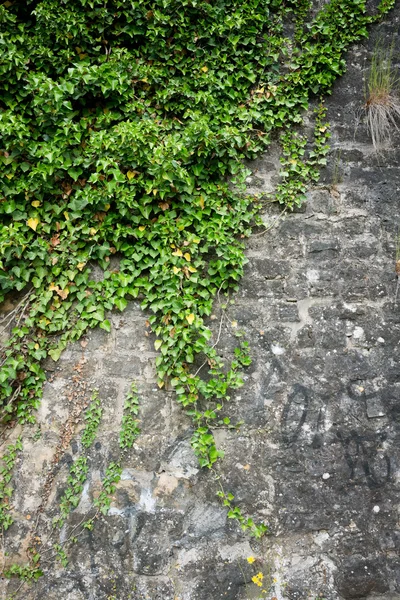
[2,6,400,600]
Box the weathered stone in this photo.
[3,8,400,600]
[366,397,386,419]
[308,239,341,258]
[335,557,389,598]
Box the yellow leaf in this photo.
[6,173,13,179]
[57,287,69,300]
[201,66,208,72]
[64,211,69,221]
[77,262,86,271]
[27,217,39,231]
[173,266,180,274]
[172,249,183,257]
[188,265,197,273]
[186,313,195,325]
[127,170,137,180]
[152,188,158,195]
[104,203,110,211]
[183,252,191,262]
[49,282,58,291]
[193,238,200,244]
[138,225,146,231]
[231,320,238,328]
[154,339,162,351]
[89,227,97,236]
[199,197,205,209]
[34,343,39,350]
[157,380,165,388]
[31,200,41,208]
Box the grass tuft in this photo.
[365,38,400,151]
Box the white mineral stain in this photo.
[138,487,156,513]
[306,269,320,282]
[353,326,364,339]
[271,344,285,355]
[271,545,285,600]
[76,480,92,513]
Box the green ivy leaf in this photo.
[100,320,111,333]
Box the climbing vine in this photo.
[0,436,22,531]
[0,0,396,582]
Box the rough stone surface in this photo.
[2,8,400,600]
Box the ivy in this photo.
[0,436,22,531]
[80,389,102,449]
[119,383,141,450]
[93,461,122,516]
[217,489,268,539]
[275,103,331,207]
[2,563,43,582]
[52,389,102,529]
[0,0,395,554]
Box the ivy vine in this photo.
[0,0,396,582]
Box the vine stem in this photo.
[4,580,25,600]
[39,508,99,562]
[1,526,5,572]
[193,313,225,378]
[3,385,21,414]
[0,290,33,328]
[252,205,288,237]
[236,558,249,592]
[211,467,225,493]
[193,285,226,378]
[0,385,23,433]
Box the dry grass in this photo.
[365,39,400,151]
